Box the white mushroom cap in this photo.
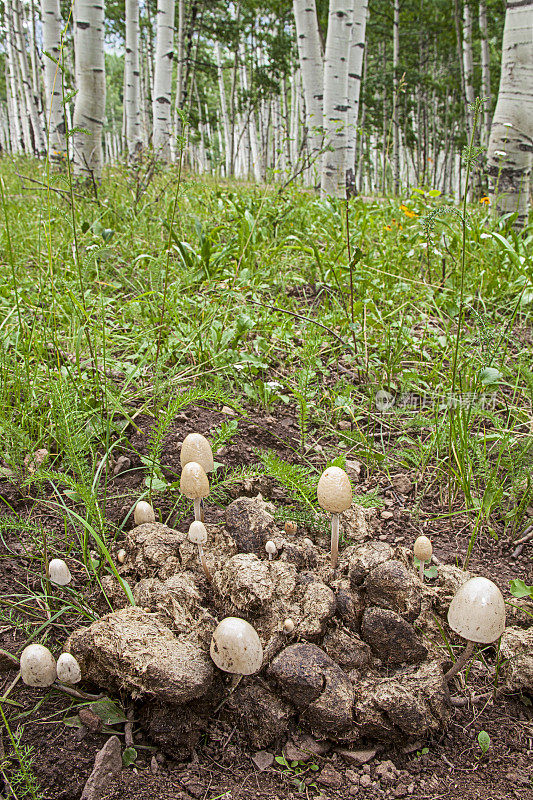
[180,462,210,499]
[317,467,352,513]
[414,535,432,562]
[448,576,506,644]
[56,653,82,685]
[210,617,263,675]
[49,558,72,586]
[180,433,214,473]
[265,541,277,556]
[117,548,126,564]
[188,520,208,545]
[20,644,57,687]
[134,501,155,525]
[283,618,295,633]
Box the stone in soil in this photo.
[81,736,122,800]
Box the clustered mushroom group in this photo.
[31,431,507,712]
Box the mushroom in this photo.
[317,466,352,568]
[134,500,155,525]
[265,541,277,561]
[445,576,506,681]
[56,653,82,685]
[180,433,214,473]
[283,618,295,634]
[117,548,126,564]
[180,461,210,521]
[284,520,297,535]
[48,558,72,586]
[188,521,212,582]
[210,617,263,693]
[20,644,57,687]
[414,535,433,582]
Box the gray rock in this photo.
[66,607,213,704]
[81,736,122,800]
[499,626,533,693]
[337,747,378,765]
[225,494,276,553]
[269,643,354,734]
[361,607,427,665]
[365,560,421,621]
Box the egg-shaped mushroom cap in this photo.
[317,467,352,513]
[134,501,156,525]
[56,653,82,685]
[414,535,432,562]
[188,520,208,545]
[265,541,277,555]
[20,644,57,688]
[180,462,210,499]
[210,617,263,675]
[180,433,214,473]
[448,576,506,644]
[49,558,72,586]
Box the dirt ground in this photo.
[1,405,532,800]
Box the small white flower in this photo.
[494,150,507,157]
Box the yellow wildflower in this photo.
[400,204,418,218]
[479,196,490,205]
[384,225,392,231]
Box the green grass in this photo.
[0,153,532,563]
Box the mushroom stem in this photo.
[419,560,425,582]
[331,513,340,569]
[193,498,201,521]
[445,639,475,682]
[197,544,212,583]
[213,673,243,714]
[200,498,205,523]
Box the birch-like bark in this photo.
[173,0,185,140]
[392,0,400,194]
[345,0,368,194]
[321,0,355,198]
[293,0,324,176]
[478,0,492,144]
[487,0,533,225]
[13,0,46,153]
[152,0,175,161]
[462,0,475,136]
[73,0,106,180]
[4,4,23,153]
[239,43,262,181]
[40,0,66,155]
[215,41,232,176]
[125,0,143,157]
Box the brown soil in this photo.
[0,404,531,800]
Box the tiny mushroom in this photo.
[188,520,212,582]
[317,466,353,568]
[180,433,214,473]
[48,558,72,586]
[265,540,277,561]
[414,535,433,582]
[134,500,155,525]
[283,618,295,634]
[445,576,506,681]
[117,548,126,564]
[56,653,82,685]
[20,644,57,688]
[284,520,297,535]
[180,461,210,521]
[210,617,263,692]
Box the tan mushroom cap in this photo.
[414,535,432,562]
[188,520,208,545]
[210,617,263,675]
[20,644,57,687]
[180,462,210,499]
[180,433,214,473]
[134,501,156,525]
[448,576,506,644]
[317,466,352,513]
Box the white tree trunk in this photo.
[215,41,232,177]
[73,0,106,179]
[478,0,492,145]
[4,4,23,153]
[12,0,46,153]
[293,0,324,178]
[40,0,66,155]
[173,0,185,140]
[239,43,262,182]
[345,0,368,194]
[125,0,143,157]
[392,0,400,194]
[152,0,175,161]
[462,0,475,136]
[321,0,355,198]
[487,0,533,225]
